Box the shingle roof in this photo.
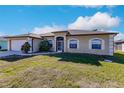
[40,32,54,37]
[68,30,118,35]
[41,30,118,36]
[115,40,124,44]
[5,33,41,39]
[0,36,7,40]
[5,30,118,38]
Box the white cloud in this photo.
[68,12,120,30]
[106,5,115,8]
[32,24,65,34]
[32,12,121,40]
[82,5,115,9]
[83,5,103,8]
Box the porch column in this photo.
[54,36,57,52]
[8,39,11,51]
[64,35,66,52]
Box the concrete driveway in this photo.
[0,51,57,58]
[0,51,22,58]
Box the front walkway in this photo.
[0,51,57,58]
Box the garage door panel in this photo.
[11,40,27,51]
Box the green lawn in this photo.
[0,52,124,88]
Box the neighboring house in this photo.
[5,30,118,55]
[114,40,124,52]
[0,37,8,50]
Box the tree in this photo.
[39,38,52,52]
[21,42,31,53]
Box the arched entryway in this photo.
[56,37,64,52]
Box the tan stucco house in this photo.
[114,40,124,52]
[5,30,118,55]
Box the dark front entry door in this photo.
[56,37,64,52]
[57,41,64,52]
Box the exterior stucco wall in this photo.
[7,37,28,51]
[45,34,113,55]
[122,43,124,52]
[7,37,42,52]
[114,43,124,52]
[27,38,33,53]
[109,35,114,55]
[66,35,111,55]
[52,32,67,52]
[114,43,122,51]
[33,38,41,52]
[6,33,114,55]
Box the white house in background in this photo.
[115,40,124,52]
[5,30,118,55]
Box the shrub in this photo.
[0,49,7,51]
[39,38,52,52]
[21,42,31,53]
[0,46,1,50]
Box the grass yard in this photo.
[0,52,124,88]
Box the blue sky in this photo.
[0,5,124,39]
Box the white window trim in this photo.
[68,38,79,49]
[89,38,105,50]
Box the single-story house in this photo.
[0,37,8,50]
[114,40,124,52]
[5,30,118,55]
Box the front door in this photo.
[57,41,64,52]
[56,37,64,52]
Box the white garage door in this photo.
[11,40,27,51]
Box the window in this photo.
[48,40,53,47]
[91,39,102,49]
[69,39,78,49]
[48,40,52,45]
